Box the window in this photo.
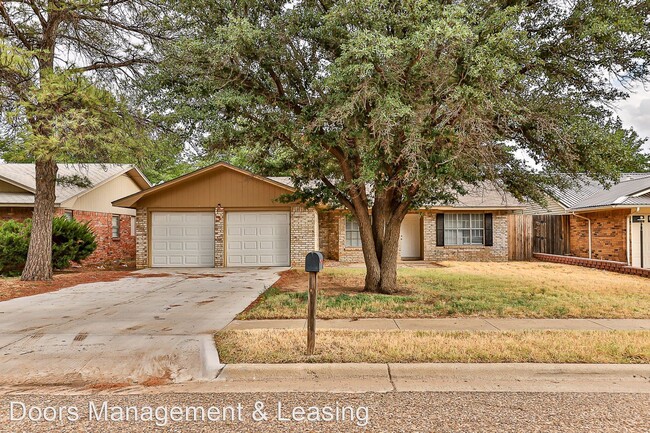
[130,216,136,236]
[112,215,120,238]
[345,216,362,248]
[444,214,484,245]
[63,210,73,220]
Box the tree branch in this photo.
[27,0,46,28]
[0,2,33,49]
[71,57,155,73]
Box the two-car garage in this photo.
[113,162,318,269]
[150,210,290,267]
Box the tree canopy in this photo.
[0,0,180,280]
[150,0,650,292]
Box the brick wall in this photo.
[0,207,33,221]
[71,210,136,265]
[569,210,628,262]
[1,207,135,266]
[318,211,340,260]
[214,207,224,267]
[533,253,649,278]
[290,206,318,266]
[423,211,509,261]
[318,210,511,263]
[323,211,366,263]
[135,207,148,269]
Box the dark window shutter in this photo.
[484,213,493,246]
[436,213,445,246]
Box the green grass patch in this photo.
[239,262,650,319]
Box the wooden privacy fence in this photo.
[508,214,533,261]
[532,215,570,255]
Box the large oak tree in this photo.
[0,0,176,280]
[155,0,648,293]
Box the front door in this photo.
[400,214,421,259]
[631,215,650,269]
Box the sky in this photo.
[615,84,650,153]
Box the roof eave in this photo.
[569,204,650,213]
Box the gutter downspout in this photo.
[572,213,592,259]
[626,212,632,266]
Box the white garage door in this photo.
[151,212,214,267]
[226,211,290,266]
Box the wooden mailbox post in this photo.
[305,251,324,355]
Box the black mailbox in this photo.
[305,251,324,272]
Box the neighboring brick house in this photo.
[531,173,650,270]
[112,162,526,269]
[0,164,151,265]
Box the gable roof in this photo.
[112,161,295,208]
[0,163,151,206]
[550,173,650,211]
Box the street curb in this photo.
[210,363,650,394]
[198,335,224,379]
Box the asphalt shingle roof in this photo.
[0,163,137,205]
[552,174,650,210]
[268,177,524,208]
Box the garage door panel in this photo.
[226,211,290,267]
[168,242,183,251]
[259,227,274,236]
[152,227,167,237]
[244,227,257,236]
[151,212,214,268]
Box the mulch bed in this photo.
[0,269,140,302]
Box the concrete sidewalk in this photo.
[225,318,650,331]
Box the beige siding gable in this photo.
[62,174,141,215]
[0,179,28,193]
[137,166,292,209]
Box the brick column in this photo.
[214,207,225,267]
[493,214,509,261]
[290,206,318,267]
[422,212,436,261]
[135,207,148,269]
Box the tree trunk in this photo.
[357,210,382,292]
[21,159,58,281]
[359,192,409,294]
[378,217,402,294]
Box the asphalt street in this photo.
[0,392,648,433]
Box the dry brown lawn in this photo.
[215,329,650,364]
[239,261,650,319]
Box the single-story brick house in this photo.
[0,163,150,265]
[113,162,527,268]
[531,173,650,270]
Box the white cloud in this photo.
[615,84,650,152]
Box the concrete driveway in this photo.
[0,268,282,386]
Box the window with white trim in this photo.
[112,215,120,238]
[443,213,484,245]
[63,210,73,220]
[345,216,362,248]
